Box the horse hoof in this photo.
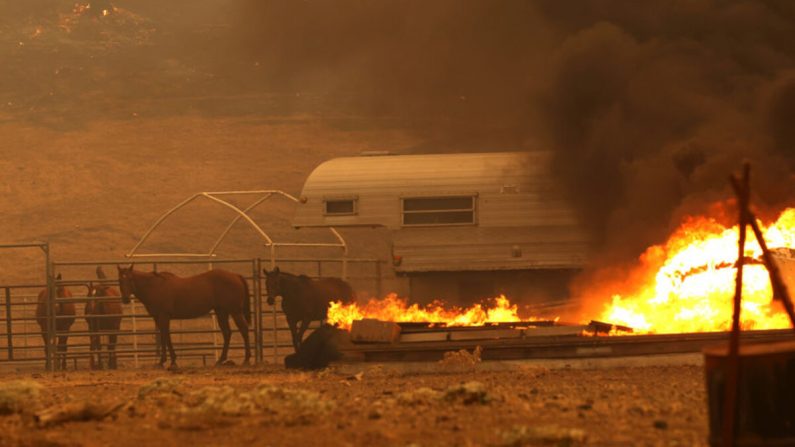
[216,359,236,367]
[167,364,179,372]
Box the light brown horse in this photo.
[116,265,251,369]
[85,266,122,370]
[35,273,76,370]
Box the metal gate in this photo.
[0,254,383,371]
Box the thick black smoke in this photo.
[234,0,795,261]
[5,0,795,262]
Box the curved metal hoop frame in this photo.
[125,190,348,267]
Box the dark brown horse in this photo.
[116,265,251,369]
[264,267,355,351]
[85,266,122,370]
[36,273,76,370]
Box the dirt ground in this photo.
[0,358,711,447]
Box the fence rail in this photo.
[0,255,384,371]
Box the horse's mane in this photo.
[275,270,305,282]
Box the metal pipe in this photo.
[5,288,13,360]
[208,193,273,257]
[126,194,202,257]
[253,259,263,364]
[202,193,275,245]
[45,258,54,371]
[0,242,48,249]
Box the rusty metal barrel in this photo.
[704,340,795,446]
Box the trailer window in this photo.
[324,199,356,215]
[402,196,476,226]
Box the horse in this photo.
[84,266,122,369]
[116,265,251,369]
[263,267,355,351]
[35,273,76,370]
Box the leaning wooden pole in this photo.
[729,177,795,329]
[722,163,750,447]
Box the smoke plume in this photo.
[234,0,795,262]
[4,0,795,263]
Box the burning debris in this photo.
[329,294,553,331]
[595,207,795,334]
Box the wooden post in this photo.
[729,178,795,329]
[723,163,750,447]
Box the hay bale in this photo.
[0,380,42,415]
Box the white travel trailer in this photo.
[292,151,589,303]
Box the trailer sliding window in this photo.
[324,198,357,215]
[402,196,476,226]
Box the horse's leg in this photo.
[89,333,98,369]
[154,316,168,368]
[41,333,50,369]
[108,333,118,369]
[161,318,178,370]
[215,312,232,365]
[286,317,300,352]
[98,333,107,370]
[58,335,68,370]
[231,313,250,365]
[296,320,311,349]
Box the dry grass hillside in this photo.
[0,114,418,284]
[0,2,432,285]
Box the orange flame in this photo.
[328,294,546,331]
[598,208,795,334]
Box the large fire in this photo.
[597,207,795,334]
[327,294,542,331]
[327,208,795,335]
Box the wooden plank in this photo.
[399,332,449,343]
[339,329,795,363]
[449,328,523,341]
[524,325,588,337]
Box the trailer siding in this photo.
[293,152,589,272]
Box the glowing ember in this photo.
[598,208,795,334]
[328,294,544,331]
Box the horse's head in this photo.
[54,273,71,297]
[264,267,281,306]
[85,282,95,299]
[116,264,135,304]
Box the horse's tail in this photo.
[241,275,252,325]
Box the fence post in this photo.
[45,260,55,371]
[4,287,12,361]
[252,259,262,364]
[207,260,219,362]
[267,250,279,364]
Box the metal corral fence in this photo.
[0,256,385,371]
